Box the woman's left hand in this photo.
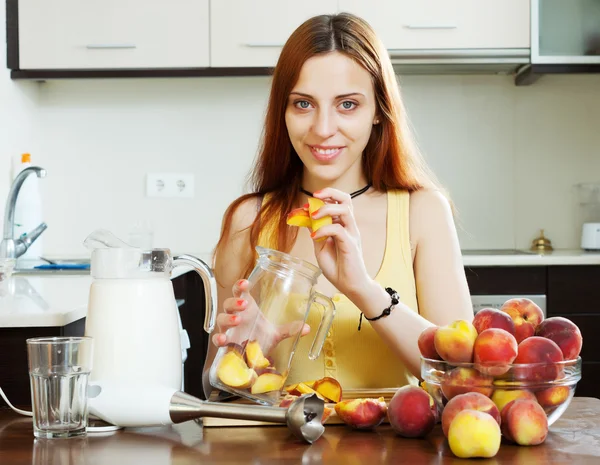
[308,187,372,300]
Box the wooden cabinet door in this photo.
[210,0,338,67]
[19,0,209,69]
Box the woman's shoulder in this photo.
[226,194,262,234]
[408,188,455,244]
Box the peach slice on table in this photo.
[250,373,285,394]
[334,397,388,429]
[313,377,343,403]
[217,350,257,389]
[244,340,271,370]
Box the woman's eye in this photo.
[295,100,311,109]
[340,101,357,110]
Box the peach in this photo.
[334,397,388,430]
[441,367,494,400]
[473,307,516,336]
[491,389,536,413]
[514,336,564,382]
[473,328,518,376]
[312,377,343,403]
[244,340,271,370]
[307,197,332,238]
[286,208,312,228]
[441,392,501,438]
[216,350,257,389]
[434,320,478,363]
[418,326,441,360]
[536,317,583,360]
[448,409,501,459]
[388,385,437,438]
[500,298,544,344]
[501,399,548,445]
[250,372,285,394]
[535,385,571,409]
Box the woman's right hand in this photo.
[211,279,311,353]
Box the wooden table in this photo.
[1,397,599,464]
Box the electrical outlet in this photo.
[146,173,195,198]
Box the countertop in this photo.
[0,397,599,464]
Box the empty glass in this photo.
[27,337,94,438]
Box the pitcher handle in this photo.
[173,254,218,334]
[307,292,336,360]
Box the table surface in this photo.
[1,397,599,464]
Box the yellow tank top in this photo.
[257,189,419,390]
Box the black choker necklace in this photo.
[300,184,372,199]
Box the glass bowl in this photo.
[421,356,582,426]
[0,258,16,283]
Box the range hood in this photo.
[389,48,530,76]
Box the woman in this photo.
[202,12,473,399]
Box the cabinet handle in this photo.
[404,24,457,30]
[86,44,137,49]
[243,42,285,48]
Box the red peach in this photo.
[514,336,564,382]
[388,385,437,438]
[502,399,548,445]
[441,367,494,400]
[500,298,544,344]
[473,307,516,336]
[334,397,388,430]
[473,328,518,376]
[441,392,501,438]
[418,326,441,360]
[536,317,583,360]
[535,385,571,409]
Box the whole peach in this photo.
[500,298,544,344]
[441,367,494,400]
[441,392,501,437]
[491,389,537,413]
[473,328,518,376]
[514,336,564,382]
[536,317,583,360]
[473,308,516,336]
[388,385,437,438]
[502,399,548,445]
[536,385,571,409]
[434,320,478,363]
[418,326,441,360]
[448,409,501,459]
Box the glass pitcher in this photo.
[209,246,335,405]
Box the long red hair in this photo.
[214,13,444,279]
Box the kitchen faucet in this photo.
[0,166,47,260]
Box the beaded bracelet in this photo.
[358,287,400,331]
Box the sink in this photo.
[461,249,537,256]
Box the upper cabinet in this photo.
[338,0,530,50]
[17,0,209,69]
[210,0,338,67]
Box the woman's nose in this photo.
[312,109,337,139]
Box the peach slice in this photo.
[250,373,285,394]
[308,197,332,241]
[244,340,271,370]
[286,208,312,228]
[217,350,257,389]
[334,397,388,429]
[313,377,343,403]
[279,394,334,423]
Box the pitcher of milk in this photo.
[83,229,217,398]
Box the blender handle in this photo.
[172,254,218,334]
[307,292,336,360]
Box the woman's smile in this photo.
[309,145,345,163]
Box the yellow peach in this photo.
[448,409,501,459]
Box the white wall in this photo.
[1,8,599,258]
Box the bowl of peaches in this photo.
[420,298,582,442]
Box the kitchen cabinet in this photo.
[467,264,600,399]
[209,0,338,67]
[16,0,209,70]
[338,0,530,51]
